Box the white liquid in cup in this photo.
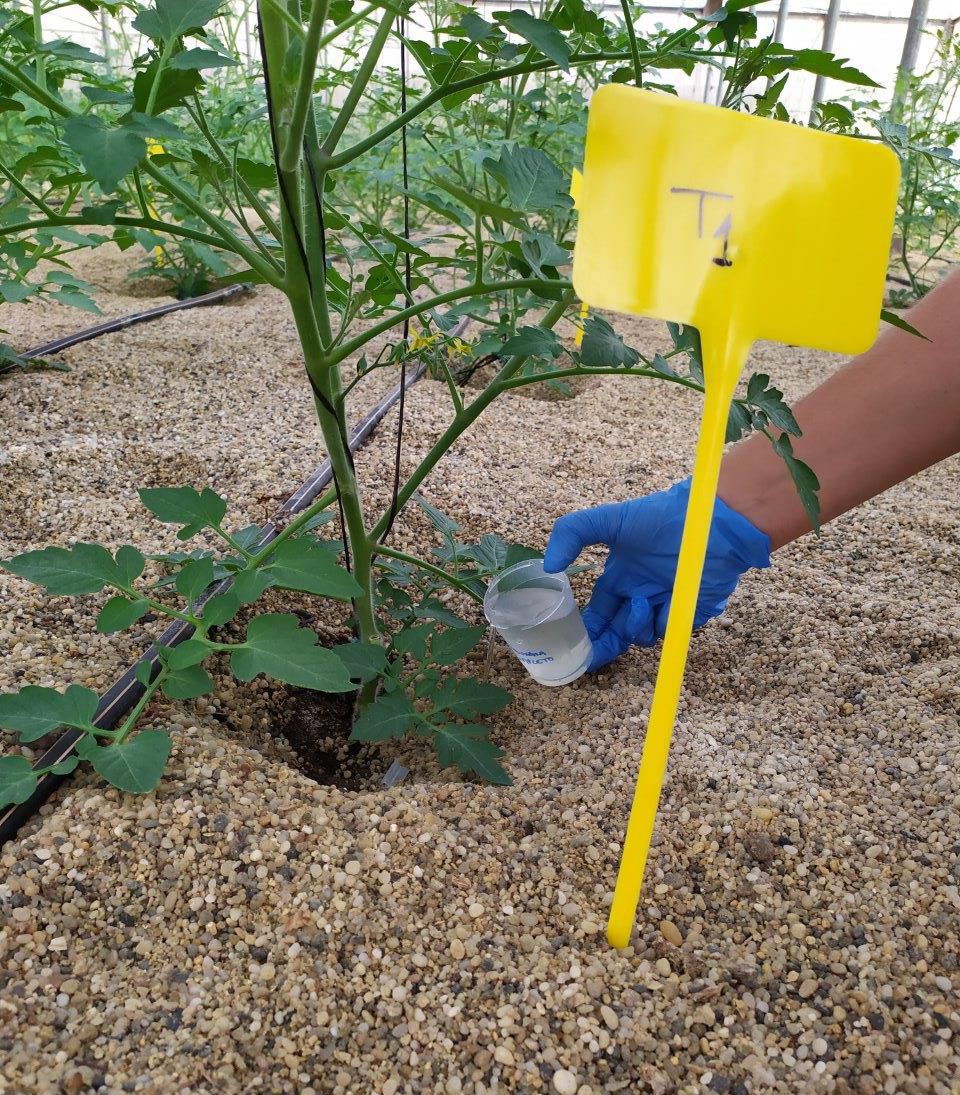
[484,562,591,686]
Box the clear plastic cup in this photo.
[483,558,592,686]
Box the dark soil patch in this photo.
[271,686,382,791]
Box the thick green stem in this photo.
[259,1,379,653]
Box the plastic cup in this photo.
[483,558,592,686]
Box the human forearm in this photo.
[718,271,960,549]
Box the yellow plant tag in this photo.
[570,86,899,949]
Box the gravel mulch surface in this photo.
[1,251,958,1095]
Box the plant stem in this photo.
[145,38,175,117]
[246,487,338,567]
[1,215,240,252]
[113,666,166,744]
[280,0,328,172]
[620,0,643,87]
[31,0,45,92]
[320,8,395,157]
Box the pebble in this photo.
[450,939,466,961]
[659,919,683,946]
[552,1069,579,1095]
[798,979,818,998]
[600,1005,618,1030]
[655,957,672,976]
[468,902,484,919]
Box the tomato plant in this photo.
[0,0,881,802]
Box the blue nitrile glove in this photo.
[544,478,771,671]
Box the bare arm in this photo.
[718,270,960,549]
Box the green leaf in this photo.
[482,144,572,213]
[132,0,223,42]
[122,112,185,141]
[392,624,434,662]
[0,684,99,742]
[435,677,512,718]
[350,692,416,743]
[49,756,79,775]
[131,59,203,114]
[412,494,460,537]
[262,539,362,600]
[460,11,496,44]
[175,556,215,603]
[579,314,640,367]
[75,729,171,794]
[233,568,273,603]
[165,639,210,669]
[745,373,801,435]
[170,47,238,69]
[201,587,241,627]
[651,353,676,378]
[116,544,147,585]
[500,325,564,359]
[434,724,511,784]
[880,308,930,341]
[0,756,38,807]
[230,614,354,692]
[97,595,151,634]
[772,434,821,534]
[412,600,469,628]
[81,85,132,105]
[765,47,879,89]
[62,116,145,193]
[332,642,388,684]
[3,543,125,595]
[725,401,753,444]
[432,625,487,666]
[496,10,571,70]
[162,665,214,700]
[459,534,511,573]
[519,231,570,277]
[138,485,227,540]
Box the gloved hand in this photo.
[544,478,771,670]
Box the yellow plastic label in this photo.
[570,86,899,949]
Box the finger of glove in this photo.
[543,504,622,573]
[587,595,655,671]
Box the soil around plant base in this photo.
[270,686,371,791]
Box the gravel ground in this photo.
[1,249,958,1095]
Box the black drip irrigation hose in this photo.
[23,284,251,360]
[0,313,471,844]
